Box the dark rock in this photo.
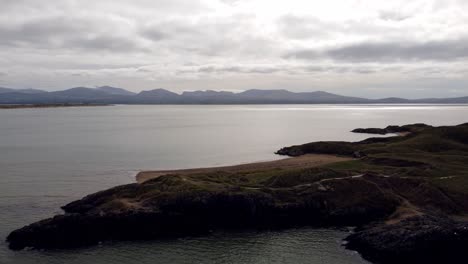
[276,141,357,157]
[7,174,402,250]
[352,128,389,135]
[345,215,468,264]
[352,124,431,135]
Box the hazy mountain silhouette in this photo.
[0,86,467,104]
[0,87,46,94]
[96,86,136,96]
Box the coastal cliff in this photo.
[7,123,468,263]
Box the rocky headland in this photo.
[7,123,468,263]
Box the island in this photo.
[7,123,468,264]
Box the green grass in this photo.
[279,123,468,196]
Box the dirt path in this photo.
[136,154,353,183]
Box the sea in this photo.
[1,104,468,264]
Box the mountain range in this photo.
[0,86,467,104]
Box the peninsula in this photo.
[7,123,468,264]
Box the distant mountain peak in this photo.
[312,90,335,95]
[239,89,293,95]
[182,90,235,96]
[138,88,179,96]
[49,87,113,99]
[96,86,136,96]
[66,87,94,91]
[17,88,47,94]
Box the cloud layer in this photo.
[1,0,468,97]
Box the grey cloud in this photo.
[140,21,201,42]
[301,66,324,72]
[1,0,45,12]
[379,11,412,21]
[67,35,145,52]
[59,63,146,71]
[140,15,273,58]
[197,65,281,74]
[71,73,87,77]
[175,63,459,81]
[287,38,468,62]
[277,14,409,41]
[191,64,380,76]
[198,66,236,73]
[277,15,334,40]
[284,50,320,60]
[354,68,377,74]
[301,65,379,75]
[136,68,153,73]
[0,17,88,46]
[248,67,281,74]
[0,71,7,84]
[141,28,168,41]
[326,39,468,62]
[0,16,146,52]
[170,64,283,75]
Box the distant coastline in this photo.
[0,103,111,109]
[1,86,468,105]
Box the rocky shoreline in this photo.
[7,173,401,249]
[7,123,468,263]
[345,214,468,264]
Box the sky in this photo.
[1,0,468,98]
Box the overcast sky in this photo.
[1,0,468,98]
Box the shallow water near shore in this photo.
[1,104,468,263]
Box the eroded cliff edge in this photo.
[7,123,468,264]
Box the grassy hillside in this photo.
[278,123,468,200]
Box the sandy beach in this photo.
[136,154,353,183]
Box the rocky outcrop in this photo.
[276,141,357,156]
[7,174,405,250]
[7,173,467,263]
[345,215,468,264]
[351,124,429,135]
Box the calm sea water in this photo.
[1,104,468,264]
